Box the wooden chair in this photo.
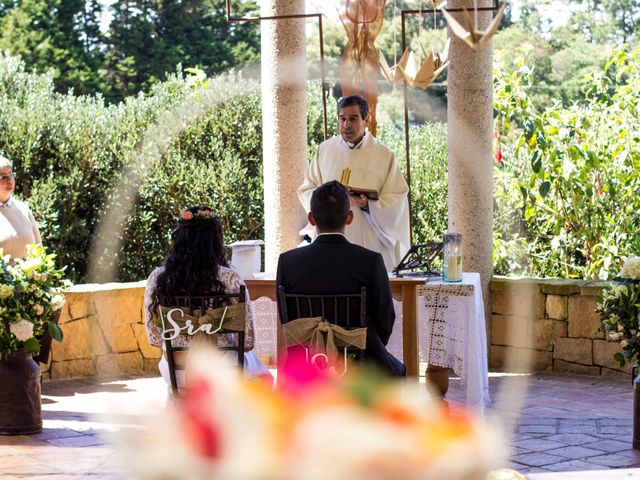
[158,285,246,396]
[277,286,367,373]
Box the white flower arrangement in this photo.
[0,245,69,358]
[620,256,640,280]
[598,255,640,366]
[9,318,34,342]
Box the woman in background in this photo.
[144,205,271,388]
[0,155,41,259]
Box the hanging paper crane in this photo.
[442,2,507,51]
[380,38,450,90]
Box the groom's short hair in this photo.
[310,181,350,230]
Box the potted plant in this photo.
[597,256,640,368]
[597,255,640,448]
[0,244,69,435]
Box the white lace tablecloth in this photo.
[250,272,489,410]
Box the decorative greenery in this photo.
[597,256,640,367]
[0,244,69,358]
[493,44,640,279]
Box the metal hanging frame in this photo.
[225,0,329,139]
[400,0,500,244]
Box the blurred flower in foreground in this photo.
[118,348,507,480]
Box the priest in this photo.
[298,95,410,271]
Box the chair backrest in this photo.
[277,286,367,372]
[158,285,246,395]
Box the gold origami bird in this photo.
[379,38,450,90]
[379,48,410,84]
[442,2,507,51]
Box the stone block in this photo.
[144,358,160,374]
[539,280,582,295]
[553,359,600,376]
[490,277,541,291]
[50,359,97,379]
[133,323,162,359]
[96,352,143,376]
[66,291,96,320]
[51,316,109,361]
[491,315,529,347]
[92,287,145,329]
[580,281,610,297]
[493,288,544,318]
[100,324,138,353]
[600,367,630,381]
[568,295,603,338]
[489,277,510,291]
[554,337,593,365]
[58,303,72,325]
[593,339,625,371]
[532,319,566,351]
[489,345,517,370]
[515,348,553,372]
[546,295,568,320]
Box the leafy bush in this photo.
[494,44,640,279]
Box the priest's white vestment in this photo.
[298,133,410,271]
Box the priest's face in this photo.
[338,105,368,144]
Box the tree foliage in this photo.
[494,44,640,279]
[0,0,261,102]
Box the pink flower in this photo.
[182,211,194,220]
[495,150,503,165]
[182,377,221,460]
[202,210,212,218]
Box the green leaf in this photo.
[539,181,551,197]
[48,321,63,342]
[531,150,542,174]
[614,352,626,367]
[23,338,41,354]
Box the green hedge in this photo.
[0,53,447,282]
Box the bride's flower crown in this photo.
[179,208,218,228]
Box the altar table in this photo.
[416,272,490,409]
[245,272,489,409]
[245,276,425,377]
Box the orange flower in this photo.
[182,211,194,220]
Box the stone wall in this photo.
[490,277,626,379]
[42,282,160,380]
[45,278,624,380]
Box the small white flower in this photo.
[609,332,621,342]
[618,325,625,332]
[620,256,640,280]
[50,295,66,311]
[621,340,629,348]
[0,284,13,299]
[614,284,628,297]
[33,304,44,315]
[9,319,34,342]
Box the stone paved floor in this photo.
[1,372,640,479]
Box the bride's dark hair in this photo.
[149,206,228,318]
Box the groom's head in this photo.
[309,181,353,233]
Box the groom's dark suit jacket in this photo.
[275,234,406,377]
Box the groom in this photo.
[276,180,405,377]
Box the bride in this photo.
[143,205,271,389]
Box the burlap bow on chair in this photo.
[282,316,367,365]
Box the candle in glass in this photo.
[443,232,462,282]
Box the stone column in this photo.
[447,0,494,321]
[261,0,308,272]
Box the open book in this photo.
[340,168,379,201]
